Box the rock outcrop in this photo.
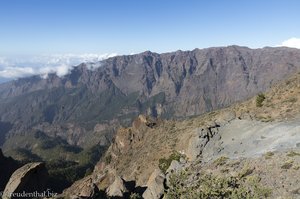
[142,169,165,199]
[186,123,220,160]
[106,176,128,197]
[63,176,99,199]
[109,115,159,161]
[3,162,48,199]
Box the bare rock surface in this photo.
[3,162,48,199]
[186,123,220,160]
[106,176,128,197]
[142,169,165,199]
[202,118,300,161]
[63,175,99,199]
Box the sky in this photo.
[0,0,300,81]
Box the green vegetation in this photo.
[245,175,272,198]
[105,154,112,164]
[129,193,143,199]
[237,165,254,179]
[256,93,266,107]
[46,144,106,192]
[264,151,274,159]
[256,115,274,122]
[287,97,297,103]
[158,151,182,173]
[4,130,106,193]
[213,156,229,166]
[281,160,293,169]
[293,165,300,170]
[286,151,300,157]
[165,170,271,199]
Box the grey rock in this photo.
[3,162,48,199]
[166,160,183,174]
[142,169,165,199]
[63,176,99,199]
[202,119,300,161]
[106,176,128,197]
[179,157,186,164]
[186,124,220,160]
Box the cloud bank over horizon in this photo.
[0,53,117,82]
[278,37,300,49]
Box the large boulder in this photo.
[63,175,99,199]
[106,176,128,197]
[3,162,48,199]
[142,169,165,199]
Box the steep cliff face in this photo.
[1,46,300,166]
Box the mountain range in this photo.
[1,45,300,194]
[1,46,300,147]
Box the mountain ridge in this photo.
[0,45,297,98]
[2,45,300,145]
[1,45,300,193]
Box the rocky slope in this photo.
[62,72,300,198]
[1,46,300,151]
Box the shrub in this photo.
[293,165,300,170]
[264,151,274,159]
[281,160,293,169]
[237,165,254,179]
[165,171,271,199]
[287,151,300,157]
[287,97,297,103]
[129,193,143,199]
[245,175,272,198]
[256,93,266,107]
[158,151,182,173]
[105,154,112,164]
[213,156,229,166]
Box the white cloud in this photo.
[0,53,117,81]
[0,66,35,79]
[278,37,300,49]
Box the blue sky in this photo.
[0,0,300,82]
[1,0,300,55]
